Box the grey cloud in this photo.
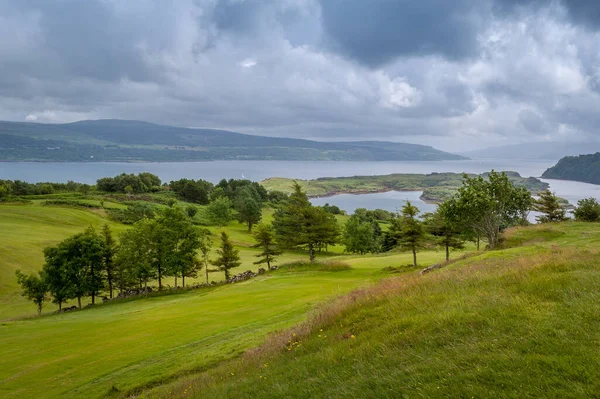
[319,0,486,67]
[3,0,600,152]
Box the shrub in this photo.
[573,197,600,222]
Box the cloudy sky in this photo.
[2,0,600,151]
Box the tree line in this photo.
[16,170,598,315]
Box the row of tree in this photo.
[17,171,598,315]
[15,205,284,314]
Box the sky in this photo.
[2,0,600,151]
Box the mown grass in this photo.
[140,231,600,399]
[4,199,596,399]
[0,200,451,399]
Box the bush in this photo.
[574,197,600,222]
[107,202,157,224]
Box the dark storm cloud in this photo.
[2,0,600,151]
[319,0,485,67]
[494,0,600,28]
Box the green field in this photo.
[141,222,600,398]
[1,201,598,398]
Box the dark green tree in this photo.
[116,225,156,291]
[206,197,234,226]
[101,224,116,298]
[211,232,241,280]
[159,207,201,288]
[396,201,427,267]
[15,270,49,315]
[425,204,465,261]
[272,182,340,262]
[186,205,198,219]
[343,210,382,254]
[198,229,213,284]
[534,189,567,223]
[235,188,262,232]
[43,228,104,308]
[252,223,282,270]
[42,246,70,310]
[574,197,600,222]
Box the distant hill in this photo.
[542,152,600,185]
[0,119,466,162]
[461,141,600,160]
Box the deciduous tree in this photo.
[15,270,48,315]
[574,197,600,222]
[444,171,533,249]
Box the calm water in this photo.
[1,159,597,214]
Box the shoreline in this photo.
[307,188,443,204]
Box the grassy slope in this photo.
[0,204,128,319]
[141,222,600,399]
[0,201,453,398]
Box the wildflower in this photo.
[350,334,356,339]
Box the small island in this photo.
[261,171,550,203]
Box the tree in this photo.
[273,182,340,262]
[206,197,234,226]
[574,197,600,222]
[170,178,213,204]
[159,207,201,288]
[235,189,262,232]
[534,189,567,223]
[79,184,91,197]
[15,270,48,315]
[343,210,382,254]
[211,232,241,280]
[42,228,105,308]
[42,246,70,310]
[444,171,533,249]
[425,204,465,262]
[186,205,198,219]
[116,225,156,291]
[198,229,213,284]
[396,201,427,267]
[101,224,116,298]
[252,223,282,270]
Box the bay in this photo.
[1,158,597,214]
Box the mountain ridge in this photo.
[0,119,467,162]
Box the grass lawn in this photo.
[140,222,600,398]
[0,201,456,398]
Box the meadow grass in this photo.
[0,201,449,398]
[4,200,596,398]
[140,224,600,399]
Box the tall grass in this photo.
[140,246,600,398]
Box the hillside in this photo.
[0,199,452,398]
[0,119,466,162]
[542,152,600,185]
[262,171,549,203]
[461,141,600,160]
[142,223,600,398]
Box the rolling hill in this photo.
[0,119,466,162]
